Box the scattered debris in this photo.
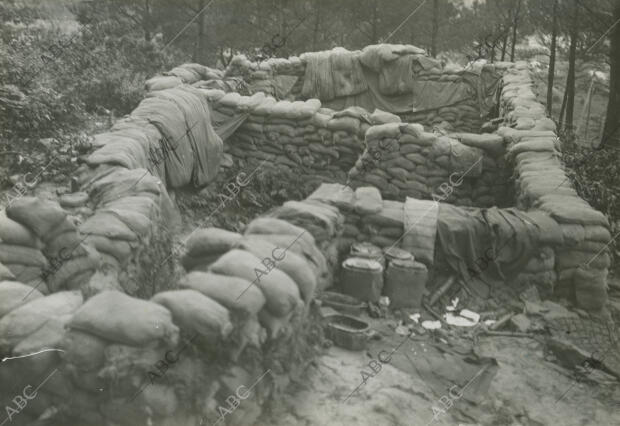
[422,320,442,330]
[510,313,532,333]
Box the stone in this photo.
[510,314,531,332]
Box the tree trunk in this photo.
[143,0,151,42]
[500,30,508,61]
[372,0,379,44]
[565,1,579,135]
[559,73,569,129]
[312,1,321,51]
[546,0,558,116]
[431,0,439,57]
[195,0,206,64]
[510,0,521,61]
[601,0,620,148]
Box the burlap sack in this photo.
[178,271,266,315]
[236,236,317,303]
[0,290,83,351]
[151,290,233,338]
[0,280,43,318]
[69,291,179,346]
[209,249,301,317]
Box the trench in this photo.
[0,46,617,426]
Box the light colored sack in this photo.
[209,249,301,317]
[0,280,43,318]
[185,227,242,256]
[0,210,39,247]
[0,290,83,351]
[236,236,317,303]
[178,271,266,315]
[60,329,108,372]
[152,289,233,339]
[68,290,179,346]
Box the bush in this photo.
[0,9,177,140]
[562,141,620,269]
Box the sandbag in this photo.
[0,243,48,268]
[60,329,108,371]
[6,197,67,239]
[14,313,72,355]
[245,217,317,247]
[186,228,242,256]
[151,290,233,338]
[0,281,43,318]
[574,268,608,311]
[0,291,83,351]
[245,232,328,288]
[0,210,39,247]
[81,212,138,242]
[46,251,100,292]
[97,207,151,238]
[180,252,223,271]
[538,195,609,227]
[209,249,301,317]
[236,236,317,303]
[354,186,382,215]
[68,291,179,346]
[178,271,266,315]
[0,262,15,281]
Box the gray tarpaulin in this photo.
[436,205,542,285]
[306,53,501,118]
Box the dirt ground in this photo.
[262,319,620,426]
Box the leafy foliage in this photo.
[562,141,620,266]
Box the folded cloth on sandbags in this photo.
[401,198,440,265]
[436,205,542,286]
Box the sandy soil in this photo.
[262,332,620,426]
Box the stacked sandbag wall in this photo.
[75,83,226,297]
[200,89,372,181]
[346,122,512,207]
[145,63,224,92]
[1,197,105,297]
[306,183,565,301]
[151,46,501,134]
[0,186,327,426]
[499,61,611,312]
[398,64,505,133]
[0,73,333,426]
[0,244,322,426]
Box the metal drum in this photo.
[340,257,384,302]
[350,242,385,269]
[383,259,428,309]
[383,247,414,267]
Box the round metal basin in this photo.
[324,313,370,351]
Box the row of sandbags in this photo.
[307,185,406,254]
[87,86,223,190]
[511,246,557,297]
[77,166,179,296]
[0,281,239,425]
[500,63,611,311]
[202,90,382,174]
[0,208,326,424]
[178,221,321,317]
[305,184,439,267]
[146,63,223,92]
[1,198,98,294]
[347,122,506,206]
[223,45,434,102]
[402,102,483,134]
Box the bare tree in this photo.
[602,0,620,147]
[546,0,559,116]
